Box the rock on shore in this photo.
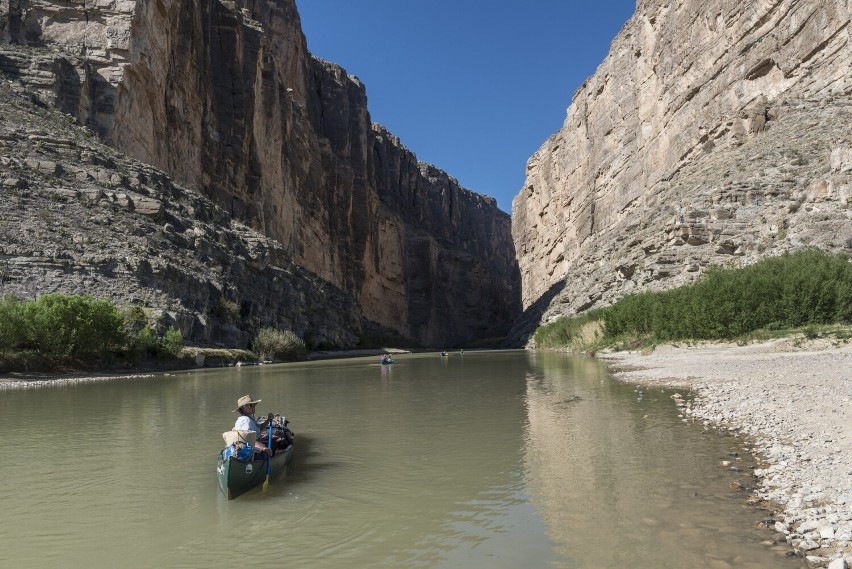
[601,337,852,568]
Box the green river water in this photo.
[0,351,804,568]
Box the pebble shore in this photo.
[601,337,852,569]
[0,372,157,390]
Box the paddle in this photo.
[262,412,273,492]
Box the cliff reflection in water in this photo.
[521,352,802,569]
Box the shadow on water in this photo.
[282,433,341,487]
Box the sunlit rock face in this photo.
[511,0,851,346]
[1,0,520,346]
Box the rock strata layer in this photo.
[511,0,851,345]
[1,0,520,347]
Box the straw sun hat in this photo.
[234,394,261,412]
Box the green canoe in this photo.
[217,442,294,499]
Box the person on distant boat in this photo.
[233,394,273,455]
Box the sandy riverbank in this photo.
[600,337,852,568]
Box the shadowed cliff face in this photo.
[510,0,852,346]
[1,0,520,346]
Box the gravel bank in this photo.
[600,337,852,568]
[0,372,157,390]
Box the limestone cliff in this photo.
[0,0,520,347]
[0,74,365,348]
[511,0,851,345]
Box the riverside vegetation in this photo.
[4,250,847,373]
[534,250,852,352]
[0,293,305,373]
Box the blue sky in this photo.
[297,1,636,214]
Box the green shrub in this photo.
[534,309,606,351]
[123,305,149,339]
[0,294,191,367]
[534,250,852,349]
[160,328,184,358]
[218,299,241,322]
[0,295,25,350]
[21,293,125,359]
[130,325,184,360]
[133,324,160,356]
[252,327,306,361]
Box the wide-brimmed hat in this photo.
[234,394,261,412]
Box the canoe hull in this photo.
[217,444,294,500]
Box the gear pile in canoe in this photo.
[217,413,295,499]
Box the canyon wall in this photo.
[511,0,851,345]
[0,73,365,349]
[1,0,520,347]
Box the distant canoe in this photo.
[380,358,394,364]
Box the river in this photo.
[0,351,803,568]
